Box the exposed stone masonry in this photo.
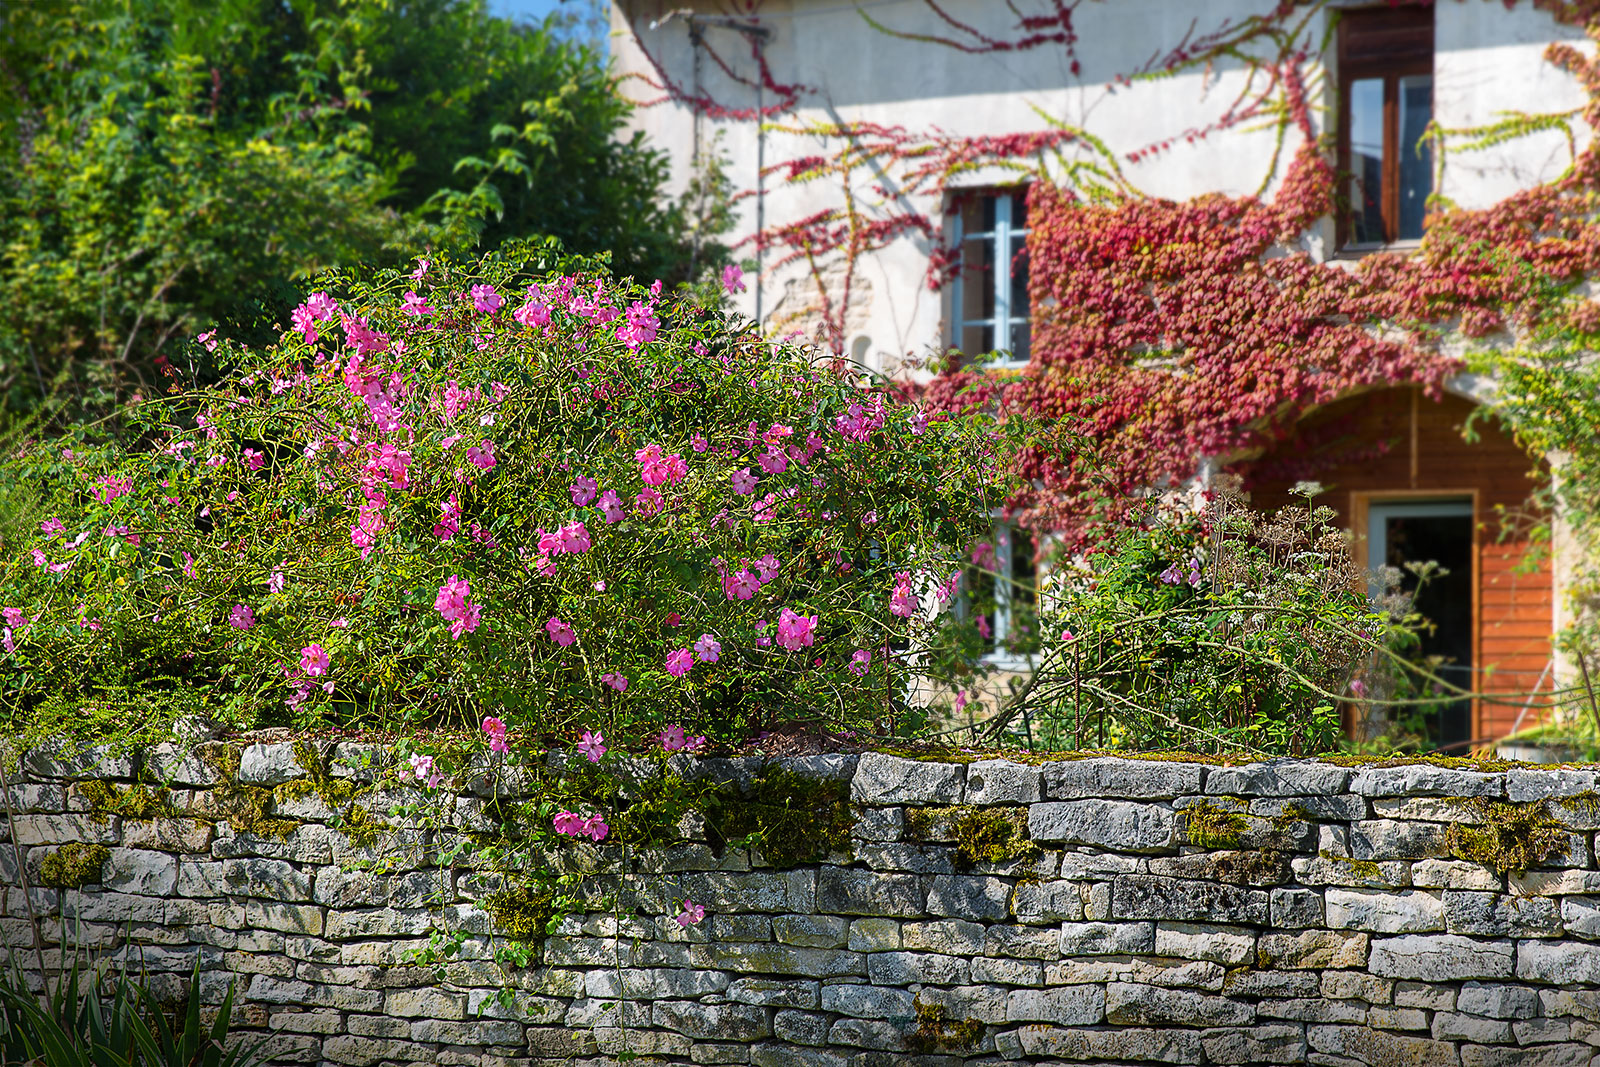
[6,745,1600,1065]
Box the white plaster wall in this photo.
[613,0,1590,372]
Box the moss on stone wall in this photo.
[78,780,177,823]
[1446,798,1569,876]
[1183,801,1246,849]
[38,842,109,888]
[708,768,854,868]
[906,996,984,1053]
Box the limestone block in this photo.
[1307,1024,1458,1067]
[1029,800,1176,852]
[773,1009,829,1046]
[849,754,963,805]
[689,942,863,979]
[1519,940,1600,984]
[749,1045,850,1067]
[1507,768,1599,802]
[1270,887,1324,928]
[983,923,1059,959]
[1003,985,1106,1025]
[1322,971,1393,1004]
[865,950,968,985]
[1058,921,1154,956]
[1199,1024,1307,1065]
[237,743,306,786]
[102,848,178,897]
[1248,793,1368,821]
[1017,1024,1201,1063]
[1432,1011,1514,1043]
[653,1000,771,1041]
[1152,922,1255,966]
[1370,933,1514,980]
[1256,930,1369,970]
[1045,956,1223,991]
[814,867,921,917]
[772,914,847,949]
[1205,761,1350,796]
[1109,874,1268,925]
[818,984,914,1018]
[1325,887,1445,933]
[1457,982,1539,1019]
[963,759,1042,805]
[826,1017,907,1047]
[1351,765,1505,798]
[845,918,900,952]
[1011,880,1084,924]
[925,874,1009,921]
[900,919,985,955]
[1444,890,1563,937]
[1411,858,1503,890]
[1104,981,1252,1026]
[145,744,217,786]
[21,741,135,780]
[726,978,819,1008]
[1042,757,1205,799]
[972,956,1044,986]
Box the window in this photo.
[961,522,1039,663]
[1337,5,1434,248]
[950,189,1030,366]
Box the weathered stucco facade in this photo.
[9,741,1600,1064]
[612,0,1587,371]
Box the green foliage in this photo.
[0,0,700,412]
[37,843,110,889]
[982,485,1408,756]
[0,247,1018,745]
[0,958,268,1067]
[705,768,855,868]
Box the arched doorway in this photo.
[1244,386,1553,750]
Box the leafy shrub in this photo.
[982,484,1405,755]
[0,244,1028,747]
[0,957,267,1067]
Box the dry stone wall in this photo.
[5,744,1600,1066]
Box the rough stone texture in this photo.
[1028,800,1175,851]
[9,749,1600,1066]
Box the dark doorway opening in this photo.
[1369,500,1474,751]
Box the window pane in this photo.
[1009,248,1030,327]
[1005,530,1039,655]
[1348,78,1385,245]
[1010,190,1028,230]
[962,323,995,357]
[1398,74,1432,240]
[961,234,995,325]
[1007,321,1030,364]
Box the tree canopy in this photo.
[0,0,694,410]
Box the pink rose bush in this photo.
[0,248,1027,746]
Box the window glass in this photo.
[1348,77,1385,245]
[952,189,1030,366]
[1398,74,1433,240]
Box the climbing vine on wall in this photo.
[622,0,1600,557]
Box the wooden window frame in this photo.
[1336,4,1434,249]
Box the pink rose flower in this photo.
[546,616,577,647]
[300,644,330,677]
[665,648,694,677]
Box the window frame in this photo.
[948,187,1031,369]
[1336,4,1435,250]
